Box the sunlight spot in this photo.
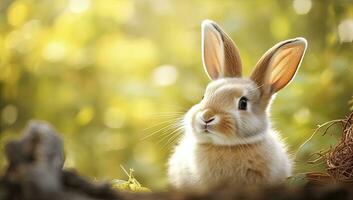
[42,41,67,62]
[1,105,18,125]
[293,0,312,15]
[104,107,125,129]
[68,0,91,14]
[338,19,353,43]
[294,108,310,124]
[7,1,29,27]
[76,106,94,125]
[152,65,178,86]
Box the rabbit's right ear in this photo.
[202,20,242,80]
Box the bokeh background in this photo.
[0,0,353,190]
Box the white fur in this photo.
[168,126,292,192]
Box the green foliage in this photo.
[0,0,352,190]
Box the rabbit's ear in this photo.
[250,38,307,94]
[202,20,242,80]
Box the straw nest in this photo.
[306,112,353,185]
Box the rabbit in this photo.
[168,19,307,192]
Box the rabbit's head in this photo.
[184,20,307,145]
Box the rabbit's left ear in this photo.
[202,20,242,80]
[250,38,307,94]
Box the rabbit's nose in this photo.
[202,117,215,124]
[200,109,216,124]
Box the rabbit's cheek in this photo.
[235,113,268,138]
[212,116,236,137]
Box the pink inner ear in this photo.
[269,45,304,92]
[202,20,243,80]
[203,26,224,80]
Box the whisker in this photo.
[159,126,184,149]
[148,113,184,119]
[149,112,184,116]
[151,104,186,110]
[142,118,180,131]
[157,125,183,142]
[162,131,182,150]
[249,83,264,92]
[140,122,180,141]
[245,83,264,97]
[157,123,182,137]
[148,111,185,115]
[157,123,183,142]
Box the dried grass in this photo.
[306,112,353,185]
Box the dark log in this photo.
[0,121,121,200]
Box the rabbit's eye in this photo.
[238,97,248,110]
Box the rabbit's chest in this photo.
[193,144,270,185]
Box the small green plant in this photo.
[111,165,151,192]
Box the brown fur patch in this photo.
[194,141,271,188]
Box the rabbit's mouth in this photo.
[201,125,211,133]
[195,114,218,134]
